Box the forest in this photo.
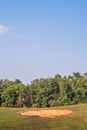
[0,72,87,108]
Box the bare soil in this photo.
[20,109,72,118]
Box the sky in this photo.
[0,0,87,84]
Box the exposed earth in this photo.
[21,109,73,118]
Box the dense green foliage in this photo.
[0,72,87,108]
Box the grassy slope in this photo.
[0,104,87,130]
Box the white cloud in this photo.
[0,24,9,35]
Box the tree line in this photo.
[0,72,87,108]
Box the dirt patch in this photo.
[20,110,72,118]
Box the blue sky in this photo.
[0,0,87,84]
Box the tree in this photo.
[15,79,22,84]
[83,72,87,79]
[73,72,81,79]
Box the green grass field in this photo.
[0,104,87,130]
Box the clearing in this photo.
[21,109,72,118]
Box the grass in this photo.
[0,104,87,130]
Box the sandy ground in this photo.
[20,110,72,118]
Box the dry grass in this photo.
[20,109,73,118]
